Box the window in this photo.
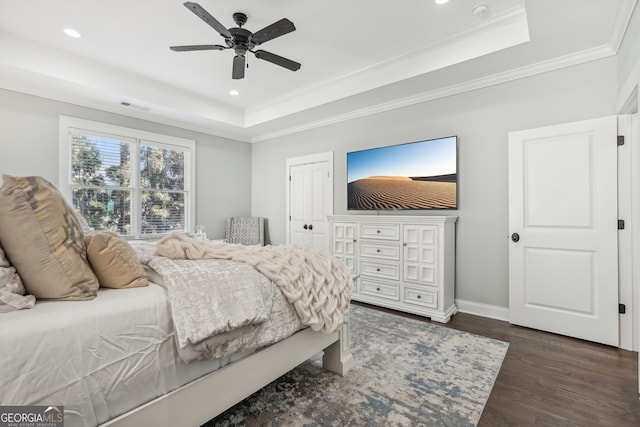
[59,116,195,238]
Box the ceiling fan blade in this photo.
[170,44,226,52]
[183,2,232,39]
[250,18,296,45]
[254,50,301,72]
[232,55,246,79]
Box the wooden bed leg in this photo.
[322,321,354,376]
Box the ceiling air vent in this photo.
[120,101,151,112]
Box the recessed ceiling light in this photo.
[435,0,450,4]
[64,28,81,38]
[229,90,240,96]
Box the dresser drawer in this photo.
[360,260,400,280]
[404,287,438,309]
[360,241,400,261]
[360,223,400,241]
[360,279,399,301]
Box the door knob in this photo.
[308,224,313,230]
[303,224,308,230]
[511,233,520,242]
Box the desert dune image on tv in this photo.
[347,136,457,210]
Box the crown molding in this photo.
[0,30,246,129]
[244,5,530,127]
[609,0,638,52]
[250,45,616,143]
[0,64,252,143]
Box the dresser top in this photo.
[328,215,457,224]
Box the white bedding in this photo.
[0,284,280,427]
[155,233,353,334]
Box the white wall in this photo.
[618,2,640,96]
[251,57,618,308]
[0,57,621,310]
[0,89,252,239]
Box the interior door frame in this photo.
[285,151,334,245]
[617,81,638,352]
[618,114,636,351]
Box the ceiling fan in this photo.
[170,2,301,80]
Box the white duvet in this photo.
[0,284,281,427]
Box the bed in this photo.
[0,175,354,427]
[0,282,353,427]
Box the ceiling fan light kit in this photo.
[170,2,301,80]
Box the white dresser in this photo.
[329,215,457,322]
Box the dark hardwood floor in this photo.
[354,302,640,426]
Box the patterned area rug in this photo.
[203,305,509,427]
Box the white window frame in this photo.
[59,116,196,238]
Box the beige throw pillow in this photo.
[0,244,36,313]
[0,175,99,300]
[85,232,149,289]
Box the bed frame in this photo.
[100,322,354,427]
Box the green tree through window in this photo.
[70,132,190,237]
[140,144,186,234]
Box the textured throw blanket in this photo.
[146,256,273,349]
[155,233,353,334]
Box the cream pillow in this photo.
[0,244,35,312]
[85,232,149,289]
[0,175,99,300]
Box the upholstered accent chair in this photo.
[225,217,265,246]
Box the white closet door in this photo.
[286,153,333,252]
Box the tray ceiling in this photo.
[0,0,635,141]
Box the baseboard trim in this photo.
[455,299,509,322]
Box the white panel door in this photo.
[289,165,309,247]
[287,153,333,252]
[508,116,618,346]
[309,163,332,251]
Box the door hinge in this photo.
[618,219,625,230]
[619,303,626,314]
[289,215,291,221]
[617,135,625,146]
[289,175,291,181]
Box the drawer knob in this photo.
[376,287,380,291]
[376,268,380,272]
[376,230,380,234]
[417,295,422,299]
[376,249,381,253]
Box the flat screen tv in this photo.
[347,136,457,210]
